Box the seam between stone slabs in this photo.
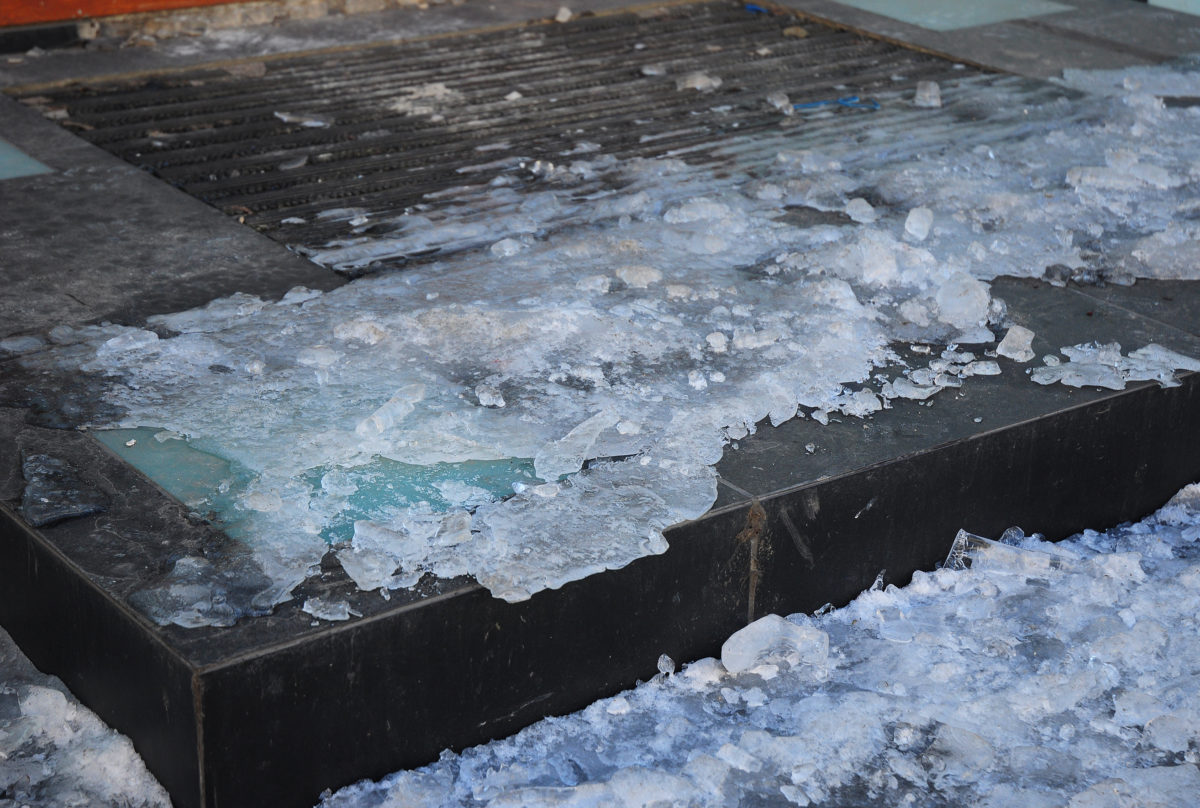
[1066,285,1200,340]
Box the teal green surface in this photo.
[0,137,51,180]
[97,427,535,545]
[1149,0,1200,16]
[833,0,1072,31]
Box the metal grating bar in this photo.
[17,1,989,272]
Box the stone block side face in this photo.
[0,506,202,808]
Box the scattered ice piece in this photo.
[274,111,330,128]
[554,5,572,23]
[1031,342,1200,390]
[888,377,940,400]
[124,439,137,447]
[775,149,841,173]
[657,654,676,676]
[720,614,829,674]
[913,80,942,108]
[533,410,619,481]
[765,91,793,115]
[676,71,722,92]
[504,90,523,102]
[904,206,933,241]
[301,597,360,621]
[845,197,877,223]
[781,25,808,38]
[705,332,728,353]
[997,325,1036,363]
[641,63,668,77]
[96,329,159,355]
[355,384,426,436]
[490,237,524,257]
[615,264,662,287]
[476,383,505,408]
[281,216,306,225]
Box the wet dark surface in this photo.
[18,452,108,527]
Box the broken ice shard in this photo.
[996,325,1035,363]
[720,613,828,675]
[19,453,108,527]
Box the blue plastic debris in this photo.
[793,95,881,111]
[744,3,769,13]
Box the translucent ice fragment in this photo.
[302,597,360,621]
[997,326,1036,363]
[935,272,990,330]
[490,238,524,257]
[554,5,572,23]
[913,81,942,108]
[845,197,877,223]
[355,383,426,436]
[776,149,841,173]
[475,383,505,408]
[944,530,1067,575]
[615,264,662,287]
[533,410,619,481]
[765,90,792,115]
[274,111,330,127]
[96,329,158,356]
[904,207,933,241]
[676,71,721,92]
[887,377,940,400]
[720,614,829,674]
[641,63,668,77]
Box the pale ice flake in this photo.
[318,482,1200,808]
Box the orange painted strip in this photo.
[1,0,243,27]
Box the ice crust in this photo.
[319,483,1200,808]
[16,59,1200,620]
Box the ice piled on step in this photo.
[319,481,1200,808]
[20,58,1200,618]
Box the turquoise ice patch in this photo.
[834,0,1073,31]
[0,136,51,180]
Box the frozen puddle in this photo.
[319,483,1200,808]
[8,60,1200,625]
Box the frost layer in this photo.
[16,58,1200,620]
[319,482,1200,808]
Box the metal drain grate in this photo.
[16,1,980,271]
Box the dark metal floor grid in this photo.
[14,1,981,270]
